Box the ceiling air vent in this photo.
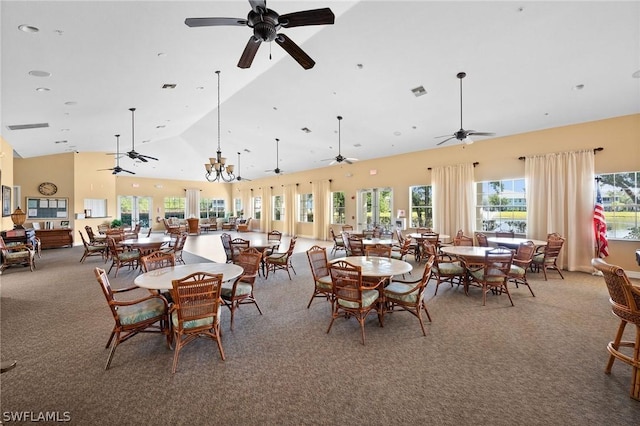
[162,84,177,89]
[7,123,49,130]
[411,86,427,97]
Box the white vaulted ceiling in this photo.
[2,1,639,181]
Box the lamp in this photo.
[204,70,235,183]
[11,207,26,229]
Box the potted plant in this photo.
[111,219,123,229]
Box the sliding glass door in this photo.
[118,196,152,231]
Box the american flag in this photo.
[593,186,609,257]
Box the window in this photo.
[273,195,284,221]
[299,193,313,222]
[331,192,346,224]
[164,197,185,219]
[476,179,527,233]
[253,196,262,220]
[234,198,242,217]
[598,171,640,240]
[409,186,432,228]
[200,198,225,219]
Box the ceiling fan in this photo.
[323,115,358,165]
[235,152,251,181]
[185,0,335,70]
[436,72,495,146]
[99,135,135,175]
[265,138,284,175]
[125,108,158,162]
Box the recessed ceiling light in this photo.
[393,131,402,136]
[356,64,364,69]
[29,70,51,77]
[18,25,39,33]
[632,70,640,78]
[36,87,50,92]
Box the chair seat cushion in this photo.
[5,251,31,260]
[266,255,289,264]
[171,305,222,329]
[470,269,507,283]
[390,251,404,260]
[221,282,252,298]
[117,298,166,325]
[509,264,526,277]
[435,262,464,275]
[384,282,419,303]
[338,289,379,309]
[316,275,332,290]
[118,250,140,261]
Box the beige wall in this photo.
[4,114,640,273]
[0,137,15,231]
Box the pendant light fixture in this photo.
[204,70,235,182]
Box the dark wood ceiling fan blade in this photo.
[138,154,158,161]
[467,131,495,137]
[185,17,247,27]
[275,34,315,69]
[238,36,262,68]
[249,0,267,13]
[437,136,456,146]
[279,8,335,28]
[122,169,136,175]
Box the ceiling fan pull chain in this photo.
[269,43,272,60]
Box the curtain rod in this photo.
[427,162,478,171]
[518,147,603,161]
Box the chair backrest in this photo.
[230,238,250,261]
[362,229,375,239]
[220,233,233,262]
[365,244,392,258]
[106,237,120,257]
[173,232,188,251]
[85,226,97,242]
[329,260,364,306]
[421,232,440,246]
[482,249,513,281]
[396,238,413,257]
[106,229,124,242]
[307,245,329,281]
[416,227,433,234]
[513,241,535,267]
[395,228,404,243]
[285,236,298,256]
[421,241,438,259]
[455,229,465,239]
[140,250,176,272]
[170,272,223,333]
[348,236,365,256]
[342,225,354,232]
[234,248,262,284]
[454,235,474,246]
[78,230,91,248]
[475,232,489,247]
[544,234,565,260]
[94,267,119,320]
[495,231,515,238]
[330,228,342,243]
[418,255,435,289]
[341,232,352,253]
[592,258,640,314]
[97,224,109,234]
[268,230,282,242]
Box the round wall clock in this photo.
[38,182,58,196]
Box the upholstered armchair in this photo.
[0,236,35,272]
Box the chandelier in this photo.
[204,70,235,182]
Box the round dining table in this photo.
[361,238,395,246]
[120,236,173,255]
[440,245,495,263]
[134,262,244,291]
[330,256,412,278]
[486,236,547,249]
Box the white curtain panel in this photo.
[284,184,297,237]
[240,188,251,218]
[261,186,272,233]
[185,188,200,219]
[312,179,331,241]
[525,149,595,272]
[432,163,475,240]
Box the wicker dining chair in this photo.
[365,244,392,258]
[495,231,515,238]
[467,248,514,306]
[264,236,297,280]
[78,230,107,263]
[531,233,565,280]
[329,228,346,255]
[383,255,435,336]
[475,232,489,247]
[327,260,385,345]
[0,236,35,273]
[592,258,640,401]
[422,241,465,296]
[94,267,170,370]
[306,245,333,309]
[170,272,225,374]
[507,241,536,297]
[221,248,263,330]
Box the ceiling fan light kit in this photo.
[436,71,495,146]
[185,0,335,70]
[204,70,236,183]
